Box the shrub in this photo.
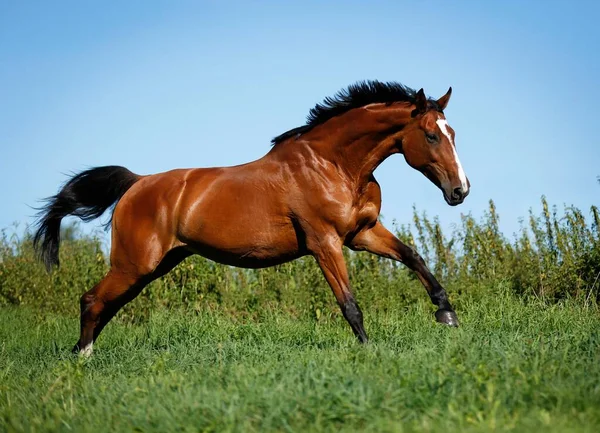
[1,197,598,322]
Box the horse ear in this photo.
[413,88,428,116]
[436,87,452,111]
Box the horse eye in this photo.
[425,132,438,143]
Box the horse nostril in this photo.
[453,187,464,200]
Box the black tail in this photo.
[33,166,141,271]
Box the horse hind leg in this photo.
[74,271,136,355]
[73,247,191,356]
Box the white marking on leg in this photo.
[80,343,93,357]
[436,118,468,192]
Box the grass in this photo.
[1,293,600,432]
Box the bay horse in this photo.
[34,80,470,355]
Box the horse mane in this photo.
[271,80,441,145]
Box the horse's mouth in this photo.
[444,192,466,206]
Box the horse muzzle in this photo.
[444,185,469,206]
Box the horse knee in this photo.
[402,246,425,267]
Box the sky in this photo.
[1,0,599,244]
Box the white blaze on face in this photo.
[435,118,468,193]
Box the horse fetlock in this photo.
[341,300,368,343]
[341,299,362,321]
[79,343,94,357]
[71,341,94,356]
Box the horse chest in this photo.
[325,188,381,237]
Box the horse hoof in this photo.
[435,309,459,327]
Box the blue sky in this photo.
[1,0,599,242]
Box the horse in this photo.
[33,80,470,355]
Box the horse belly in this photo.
[182,219,302,268]
[185,241,303,268]
[178,199,301,268]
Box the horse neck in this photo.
[310,106,412,184]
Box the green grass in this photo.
[1,293,599,432]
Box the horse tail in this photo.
[33,166,141,271]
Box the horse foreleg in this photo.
[349,221,459,326]
[312,236,368,343]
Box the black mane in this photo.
[271,80,440,145]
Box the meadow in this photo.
[1,198,599,432]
